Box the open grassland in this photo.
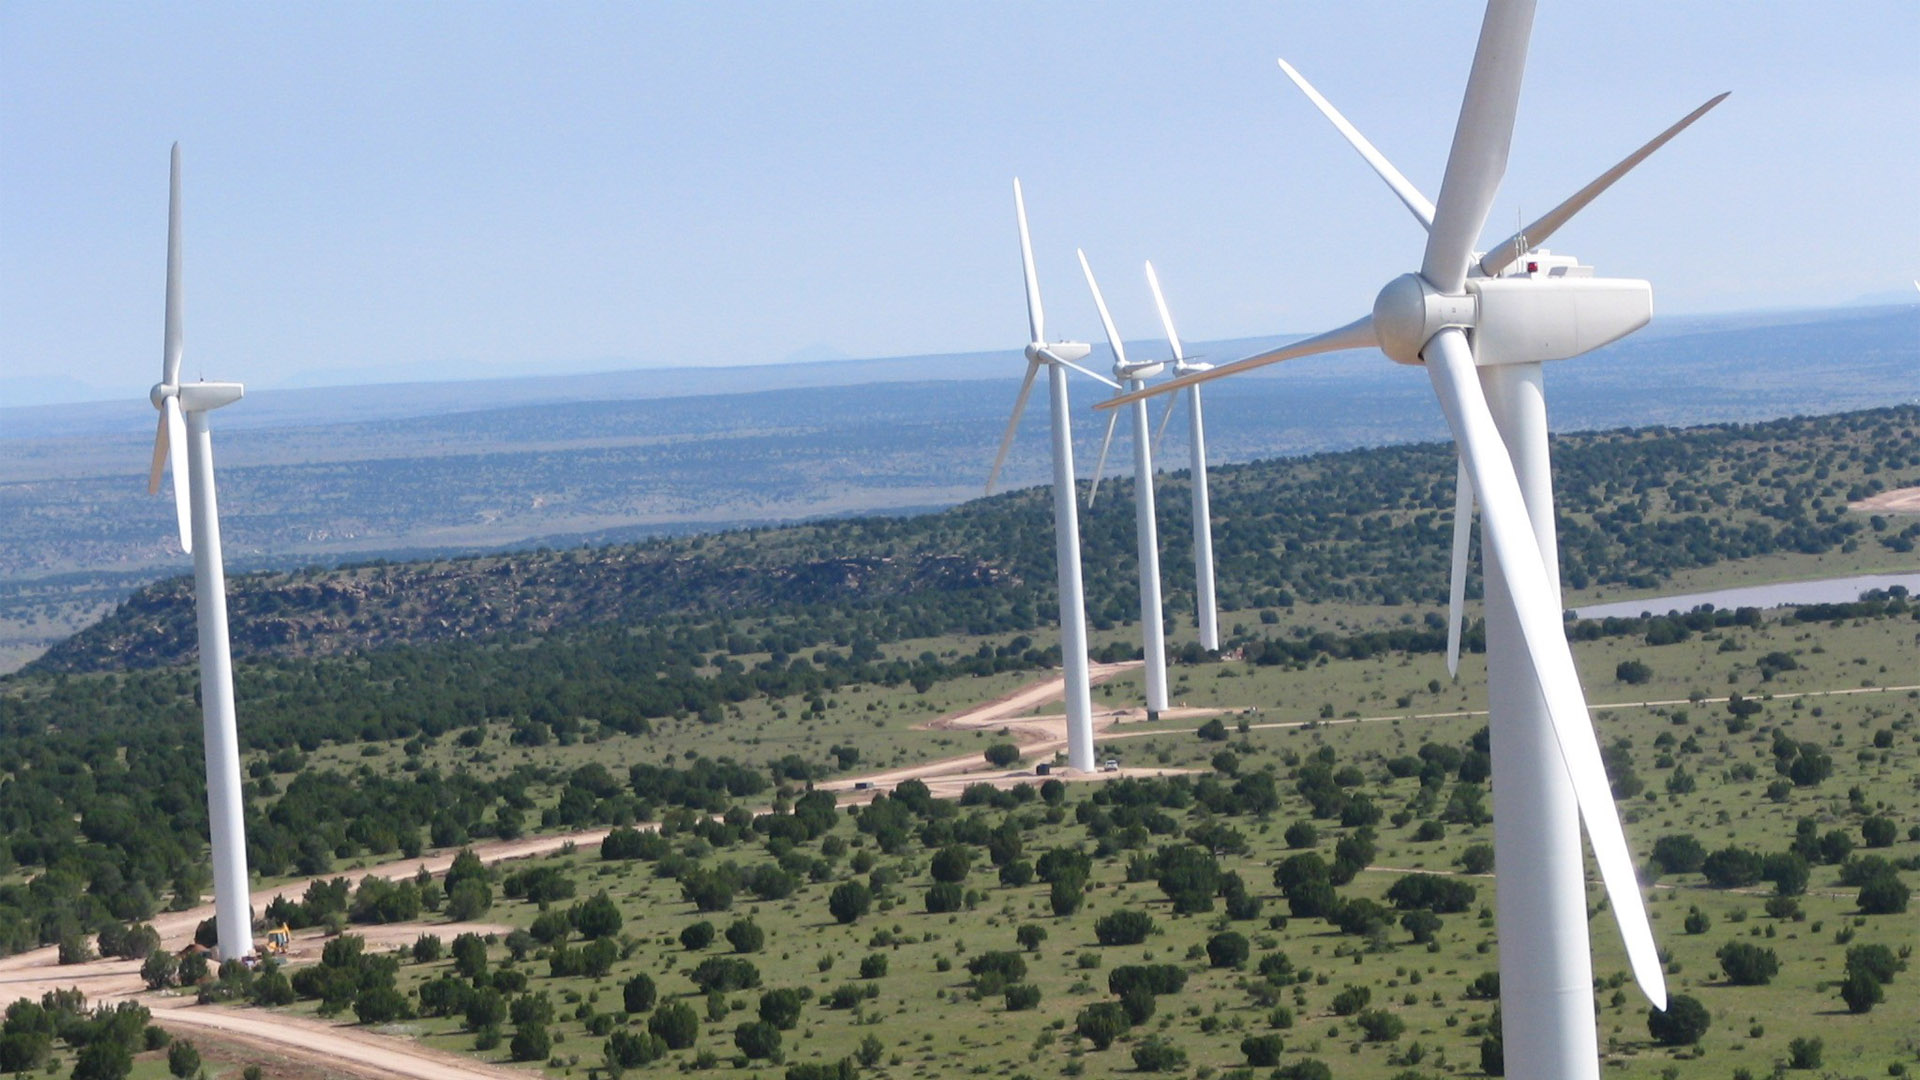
[204,604,1919,1080]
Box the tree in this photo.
[622,973,657,1015]
[930,845,974,883]
[759,988,803,1030]
[828,882,871,924]
[1840,968,1884,1013]
[140,951,178,990]
[1646,994,1710,1046]
[1242,1034,1285,1067]
[1094,909,1155,946]
[1016,924,1048,953]
[680,921,715,950]
[1787,1037,1822,1070]
[1131,1035,1188,1072]
[1861,816,1897,848]
[924,882,964,913]
[573,891,623,939]
[1716,942,1779,985]
[1206,932,1250,969]
[1004,983,1042,1010]
[725,919,765,954]
[649,1001,699,1050]
[733,1020,781,1061]
[71,1042,133,1080]
[984,743,1021,767]
[510,1023,551,1062]
[1615,659,1652,685]
[1075,1002,1129,1050]
[1197,717,1230,742]
[166,1040,201,1079]
[859,953,888,979]
[1650,833,1705,875]
[1858,873,1911,915]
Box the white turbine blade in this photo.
[1049,353,1122,390]
[148,413,169,495]
[1097,313,1376,411]
[1424,326,1665,1009]
[165,396,191,553]
[1447,455,1473,677]
[1278,59,1436,230]
[1421,0,1536,294]
[1143,261,1186,363]
[1013,179,1046,344]
[1151,391,1180,459]
[985,361,1041,495]
[1077,249,1127,368]
[164,143,184,388]
[1087,408,1120,507]
[1479,92,1729,277]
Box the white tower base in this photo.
[187,410,254,961]
[1481,361,1596,1080]
[1128,386,1169,715]
[1047,364,1096,772]
[1187,385,1219,651]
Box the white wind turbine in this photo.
[1103,4,1728,1075]
[1142,262,1221,652]
[146,144,255,961]
[1079,251,1170,720]
[986,179,1121,773]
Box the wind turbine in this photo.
[1142,262,1221,652]
[1102,4,1727,1075]
[1078,251,1170,720]
[986,179,1120,773]
[146,144,255,961]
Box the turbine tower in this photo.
[146,144,255,961]
[1078,251,1170,719]
[1143,261,1221,652]
[1103,5,1728,1075]
[986,179,1120,773]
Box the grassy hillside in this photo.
[32,405,1920,674]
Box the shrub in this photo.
[509,1023,550,1063]
[759,988,803,1030]
[1276,1060,1333,1080]
[1861,816,1897,848]
[1840,968,1884,1013]
[1242,1034,1285,1066]
[1284,821,1319,849]
[726,919,765,954]
[965,951,1028,984]
[573,891,623,939]
[166,1040,201,1079]
[1131,1035,1188,1072]
[1615,659,1652,684]
[1858,873,1911,915]
[1355,1008,1404,1042]
[680,921,716,950]
[1716,942,1779,985]
[690,956,761,993]
[1330,985,1372,1016]
[734,1020,782,1061]
[859,953,888,979]
[1458,844,1496,875]
[1094,909,1155,946]
[1004,983,1041,1011]
[1016,924,1047,953]
[1385,873,1478,913]
[1109,964,1187,997]
[605,1029,666,1068]
[1650,834,1706,875]
[1646,994,1710,1046]
[649,1001,699,1049]
[1787,1036,1822,1070]
[984,743,1021,767]
[828,882,872,924]
[1076,1002,1130,1050]
[1207,932,1250,969]
[623,973,657,1014]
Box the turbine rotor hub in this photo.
[150,383,175,410]
[1371,273,1476,366]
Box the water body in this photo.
[1570,572,1920,621]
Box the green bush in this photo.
[1075,1002,1130,1050]
[984,743,1021,767]
[1094,909,1154,946]
[1207,931,1250,969]
[622,973,657,1015]
[828,882,872,924]
[734,1019,782,1061]
[1647,994,1710,1046]
[649,1001,699,1050]
[1242,1033,1285,1066]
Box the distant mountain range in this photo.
[0,302,1914,668]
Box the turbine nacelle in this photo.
[1371,271,1652,368]
[155,381,246,413]
[1114,358,1165,381]
[1026,341,1092,366]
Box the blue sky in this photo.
[3,2,1915,401]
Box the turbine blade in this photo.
[166,396,191,554]
[986,361,1042,495]
[1421,0,1537,293]
[164,143,184,388]
[1014,179,1046,344]
[148,413,168,495]
[1479,92,1730,277]
[1088,408,1120,507]
[1049,353,1123,390]
[1143,261,1185,363]
[1097,313,1376,411]
[1447,455,1473,677]
[1152,391,1180,459]
[1424,326,1666,1010]
[1278,59,1436,229]
[1077,249,1127,369]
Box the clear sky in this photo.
[3,2,1915,402]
